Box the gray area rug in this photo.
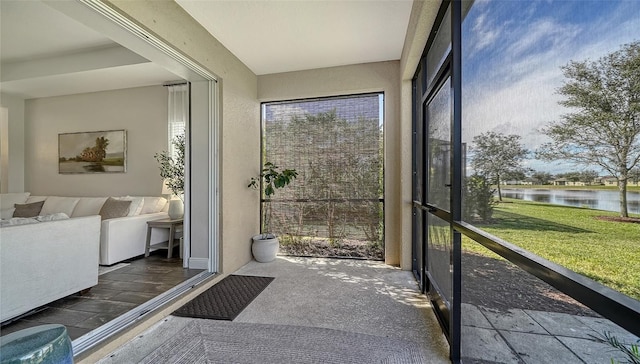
[140,320,429,364]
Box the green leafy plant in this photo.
[248,162,298,238]
[154,135,185,201]
[463,174,498,222]
[248,162,298,197]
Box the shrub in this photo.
[464,174,497,222]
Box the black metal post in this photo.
[450,0,463,362]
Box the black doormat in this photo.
[172,275,274,321]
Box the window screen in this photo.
[262,93,384,259]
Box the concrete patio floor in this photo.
[461,303,639,363]
[96,256,639,363]
[97,256,451,363]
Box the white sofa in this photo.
[0,193,170,265]
[0,215,101,322]
[99,212,169,265]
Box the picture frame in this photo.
[58,130,127,174]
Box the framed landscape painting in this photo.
[59,130,126,174]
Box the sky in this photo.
[462,0,640,174]
[59,130,125,159]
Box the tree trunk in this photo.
[496,176,503,201]
[619,177,629,218]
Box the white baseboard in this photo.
[188,257,209,270]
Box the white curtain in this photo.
[168,84,189,159]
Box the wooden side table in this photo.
[145,218,183,259]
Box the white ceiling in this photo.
[0,0,112,63]
[0,0,181,99]
[1,0,414,99]
[176,0,414,75]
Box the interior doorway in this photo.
[0,0,219,356]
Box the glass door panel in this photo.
[424,77,453,330]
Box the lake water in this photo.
[501,188,640,215]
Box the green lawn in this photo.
[464,199,640,300]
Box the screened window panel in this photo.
[262,94,384,254]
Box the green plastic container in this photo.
[0,324,73,364]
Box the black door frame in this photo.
[411,1,462,362]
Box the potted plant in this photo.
[155,135,185,219]
[248,162,297,262]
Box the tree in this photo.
[470,131,529,201]
[579,170,599,184]
[502,170,527,183]
[556,171,581,182]
[80,136,109,162]
[537,41,640,217]
[531,171,553,185]
[631,167,640,184]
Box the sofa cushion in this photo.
[0,192,30,210]
[114,196,144,216]
[99,197,131,220]
[72,197,109,218]
[0,213,70,228]
[0,217,39,227]
[140,197,167,214]
[36,213,69,222]
[1,208,15,219]
[25,196,47,204]
[13,200,45,218]
[40,196,80,217]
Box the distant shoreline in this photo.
[500,185,640,191]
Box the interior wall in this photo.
[258,61,402,266]
[106,0,261,273]
[0,107,8,193]
[24,85,168,196]
[0,93,25,193]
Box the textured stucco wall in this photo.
[397,1,441,270]
[258,61,404,266]
[106,0,260,273]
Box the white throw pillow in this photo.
[140,197,167,214]
[1,208,16,219]
[0,192,30,210]
[26,196,47,204]
[72,197,108,217]
[40,196,80,217]
[0,217,39,227]
[36,213,69,222]
[114,196,145,216]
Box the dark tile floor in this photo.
[0,251,204,340]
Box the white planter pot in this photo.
[251,234,279,263]
[168,198,184,220]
